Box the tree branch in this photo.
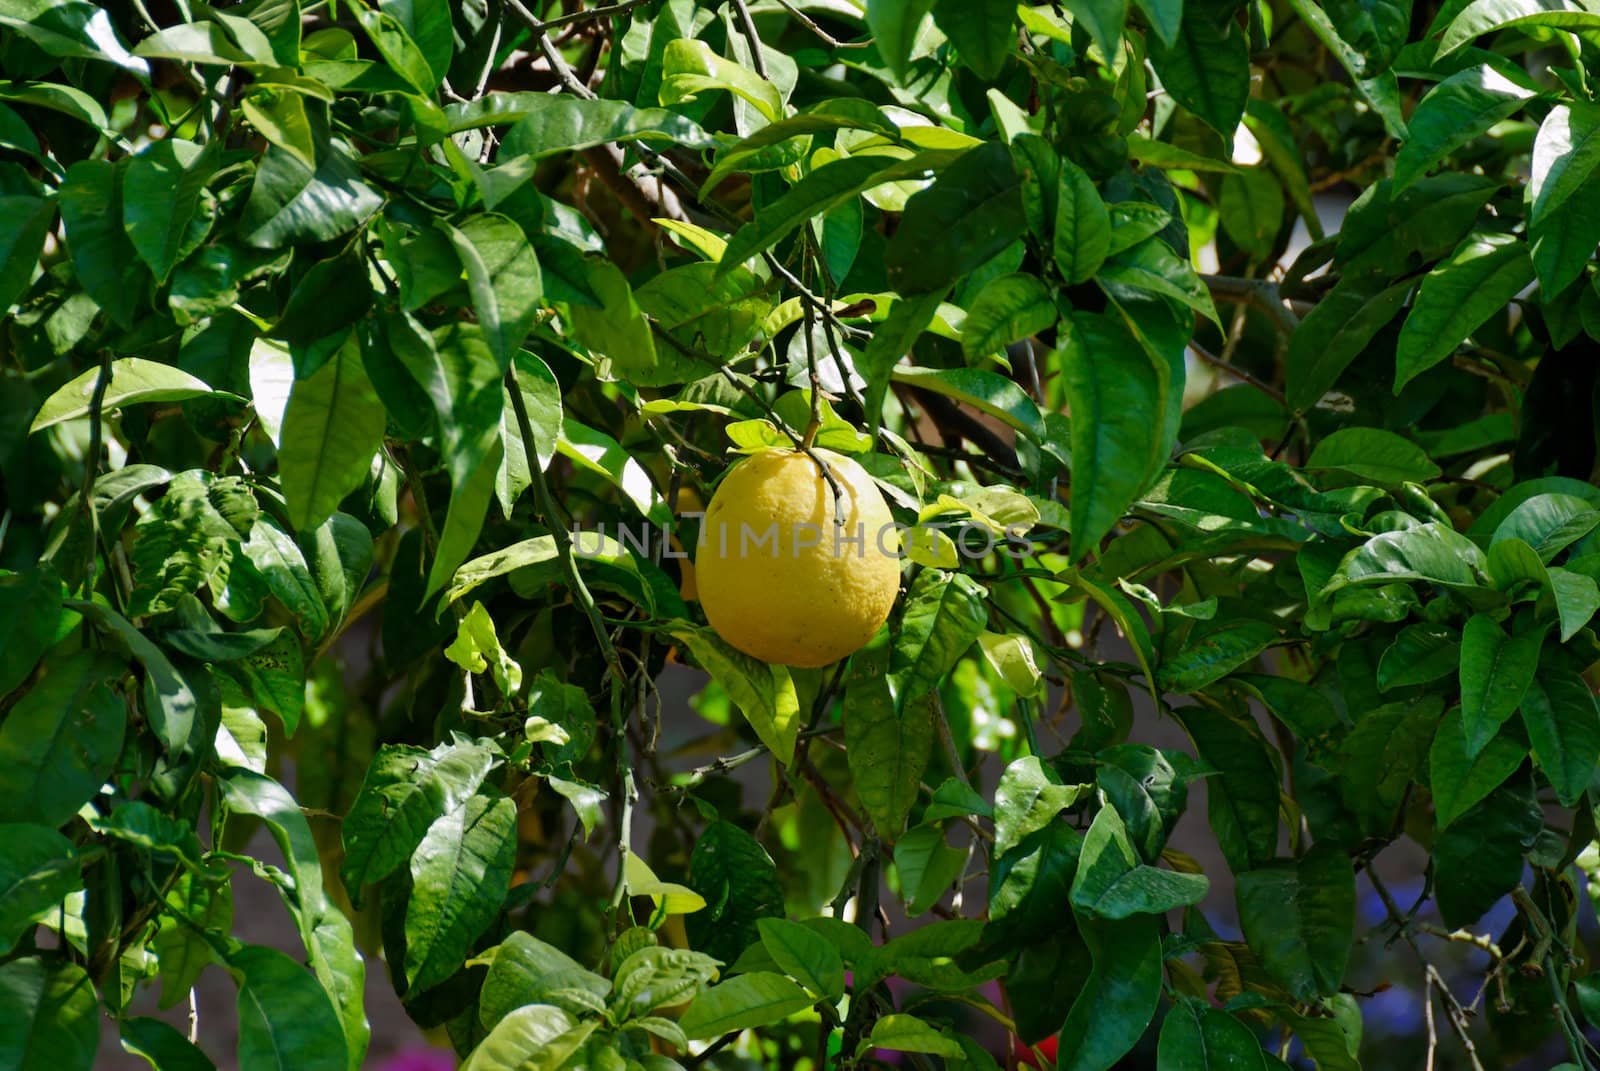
[1203,274,1299,336]
[505,363,627,686]
[1189,341,1287,405]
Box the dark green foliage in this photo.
[2,1,1600,1069]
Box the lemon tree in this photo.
[3,1,1600,1070]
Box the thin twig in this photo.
[513,0,655,33]
[773,0,872,47]
[1190,341,1288,405]
[506,364,626,685]
[1424,969,1437,1071]
[77,351,113,590]
[1368,867,1488,1071]
[730,0,769,79]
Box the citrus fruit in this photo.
[695,448,901,667]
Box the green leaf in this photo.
[1378,623,1461,690]
[1285,278,1412,411]
[979,630,1044,697]
[443,214,542,370]
[1053,158,1112,285]
[1056,915,1163,1071]
[0,566,68,695]
[230,944,348,1071]
[720,151,948,274]
[58,158,144,327]
[1324,0,1412,73]
[1529,169,1600,294]
[1520,669,1600,806]
[1157,619,1278,693]
[1491,493,1600,560]
[120,1017,217,1071]
[989,821,1082,941]
[1125,135,1239,173]
[445,602,523,697]
[1305,427,1441,486]
[340,737,499,905]
[1429,706,1527,828]
[445,536,558,607]
[679,972,813,1040]
[611,944,719,1018]
[0,957,98,1071]
[1106,201,1174,256]
[1180,709,1280,872]
[498,353,562,517]
[0,651,126,828]
[123,139,214,283]
[459,92,715,151]
[1061,0,1131,60]
[846,636,935,839]
[1218,166,1284,261]
[243,517,331,644]
[1327,522,1486,591]
[0,2,148,74]
[566,258,673,385]
[241,86,318,168]
[1551,567,1600,641]
[1458,614,1542,756]
[675,629,801,764]
[1059,310,1169,558]
[1434,775,1541,927]
[757,917,845,1001]
[219,769,367,1069]
[1150,11,1250,149]
[889,365,1046,440]
[1098,239,1220,325]
[227,631,306,737]
[860,1014,965,1058]
[1235,845,1354,1002]
[931,0,1015,78]
[459,1004,593,1071]
[894,570,988,701]
[866,919,1002,991]
[405,791,518,994]
[0,825,79,953]
[994,755,1086,855]
[1394,231,1533,391]
[1393,65,1534,192]
[866,0,935,79]
[894,823,968,916]
[241,144,382,249]
[886,142,1026,295]
[350,4,437,94]
[703,99,900,192]
[960,273,1055,360]
[478,932,609,1032]
[278,337,387,533]
[685,822,785,966]
[635,261,770,364]
[70,599,197,755]
[1071,805,1209,919]
[1157,1004,1270,1071]
[0,195,53,312]
[31,357,226,434]
[660,39,782,123]
[1530,101,1600,228]
[1438,0,1600,56]
[304,512,373,628]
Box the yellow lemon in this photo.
[695,448,901,667]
